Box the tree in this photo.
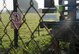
[18,0,38,13]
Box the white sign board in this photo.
[43,13,59,22]
[10,12,22,29]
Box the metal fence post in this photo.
[13,0,18,47]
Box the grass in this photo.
[0,13,52,54]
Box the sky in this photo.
[0,0,59,10]
[35,0,59,8]
[0,0,13,10]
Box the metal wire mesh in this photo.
[0,0,53,54]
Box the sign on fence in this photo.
[10,12,22,29]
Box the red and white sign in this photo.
[10,12,22,29]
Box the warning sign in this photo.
[10,12,22,29]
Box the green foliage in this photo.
[59,41,70,50]
[59,5,64,12]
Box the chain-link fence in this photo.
[0,0,54,54]
[0,0,79,54]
